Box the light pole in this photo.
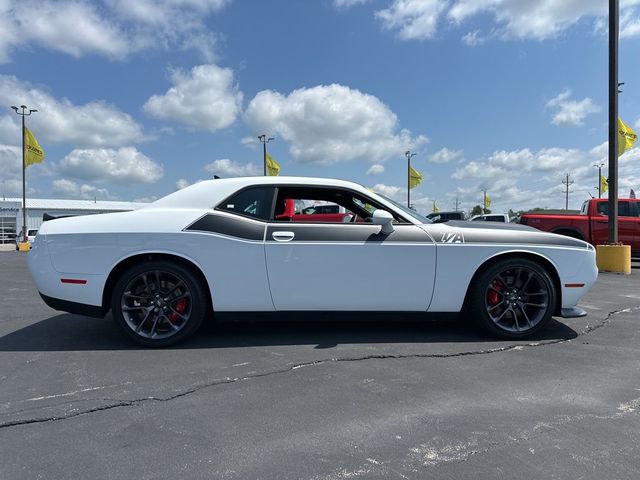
[10,105,37,243]
[405,150,416,208]
[258,134,274,176]
[594,163,605,198]
[608,0,619,244]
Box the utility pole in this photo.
[454,196,460,212]
[562,173,574,210]
[608,0,619,243]
[481,189,487,214]
[258,134,274,176]
[405,150,416,208]
[594,163,605,198]
[10,105,37,243]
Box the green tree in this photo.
[471,205,483,216]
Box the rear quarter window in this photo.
[216,187,274,221]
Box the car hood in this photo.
[421,220,590,249]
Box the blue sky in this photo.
[1,0,639,213]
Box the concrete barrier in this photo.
[596,244,631,274]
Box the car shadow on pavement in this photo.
[0,312,578,352]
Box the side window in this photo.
[217,187,274,221]
[271,187,406,224]
[596,201,633,217]
[619,202,631,217]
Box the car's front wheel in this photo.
[111,260,207,347]
[467,258,557,339]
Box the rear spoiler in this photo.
[43,213,78,222]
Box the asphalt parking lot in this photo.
[1,252,640,479]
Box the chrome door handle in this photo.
[272,231,295,242]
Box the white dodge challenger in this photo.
[28,176,598,347]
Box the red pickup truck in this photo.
[519,198,640,252]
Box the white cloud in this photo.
[144,64,243,132]
[176,178,191,190]
[240,136,259,149]
[333,0,370,7]
[0,1,129,63]
[58,147,163,184]
[461,29,487,46]
[367,164,385,175]
[0,143,48,195]
[366,1,640,43]
[449,0,601,40]
[0,0,231,64]
[0,115,18,145]
[429,147,463,163]
[371,182,433,211]
[203,159,261,177]
[175,177,209,190]
[52,178,116,200]
[621,9,640,38]
[133,195,158,203]
[0,144,21,180]
[546,90,601,127]
[0,75,145,148]
[245,84,427,165]
[371,183,403,198]
[448,142,631,210]
[375,0,447,40]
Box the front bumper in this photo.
[560,306,588,318]
[40,293,107,318]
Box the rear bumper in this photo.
[40,293,107,318]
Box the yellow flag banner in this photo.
[600,175,608,194]
[24,127,45,166]
[409,166,423,189]
[266,153,280,176]
[484,194,492,209]
[618,118,638,156]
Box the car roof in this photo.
[149,176,372,210]
[146,176,426,224]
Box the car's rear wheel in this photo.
[111,260,207,347]
[467,258,556,339]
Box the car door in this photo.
[264,185,436,311]
[592,201,636,247]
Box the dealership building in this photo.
[0,198,148,244]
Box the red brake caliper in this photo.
[169,298,188,323]
[488,280,502,306]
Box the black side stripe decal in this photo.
[185,214,265,241]
[266,225,430,243]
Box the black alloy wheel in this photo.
[111,260,207,347]
[468,258,556,339]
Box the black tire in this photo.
[111,260,207,347]
[466,258,557,339]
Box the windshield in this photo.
[376,194,432,224]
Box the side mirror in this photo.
[371,209,394,234]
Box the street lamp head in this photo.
[30,109,37,113]
[268,137,274,142]
[11,106,18,112]
[20,105,26,109]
